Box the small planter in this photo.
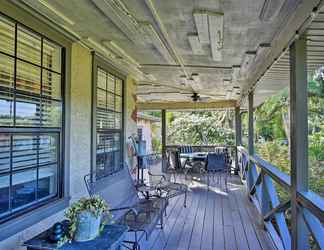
[74,211,102,242]
[64,196,109,243]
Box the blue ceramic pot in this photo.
[74,211,101,242]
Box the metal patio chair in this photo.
[84,163,167,250]
[205,152,229,191]
[139,153,188,208]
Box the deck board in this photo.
[200,191,215,250]
[164,192,194,249]
[177,187,203,250]
[121,175,276,250]
[188,188,207,250]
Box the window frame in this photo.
[0,11,66,225]
[91,53,125,179]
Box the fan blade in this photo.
[199,96,210,102]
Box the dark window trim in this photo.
[91,52,126,179]
[0,197,70,241]
[0,12,66,225]
[0,0,71,241]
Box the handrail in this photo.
[251,154,291,190]
[297,191,324,224]
[237,146,324,250]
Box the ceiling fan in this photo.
[190,92,208,102]
[137,80,226,102]
[188,92,226,102]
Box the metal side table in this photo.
[23,224,129,250]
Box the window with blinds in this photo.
[95,67,123,178]
[0,14,64,221]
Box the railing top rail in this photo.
[166,144,235,148]
[237,145,324,224]
[252,154,291,190]
[238,146,291,189]
[298,191,324,224]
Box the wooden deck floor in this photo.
[126,175,276,250]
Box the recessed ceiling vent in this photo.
[189,10,224,61]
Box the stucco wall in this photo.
[124,76,138,170]
[137,119,153,153]
[69,43,92,202]
[0,43,137,249]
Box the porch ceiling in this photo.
[15,0,321,107]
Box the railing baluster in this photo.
[264,174,291,250]
[302,208,324,249]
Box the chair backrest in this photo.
[84,164,140,219]
[206,152,227,172]
[168,150,181,170]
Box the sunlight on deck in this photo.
[126,172,276,250]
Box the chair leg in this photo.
[160,212,164,229]
[225,173,228,191]
[133,232,138,250]
[184,190,187,207]
[207,173,210,191]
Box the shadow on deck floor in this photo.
[124,174,276,250]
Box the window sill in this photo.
[0,197,70,241]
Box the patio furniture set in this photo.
[167,146,232,190]
[24,162,187,250]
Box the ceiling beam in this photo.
[137,100,238,110]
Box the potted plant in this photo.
[64,196,110,242]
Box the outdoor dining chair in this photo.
[205,152,229,190]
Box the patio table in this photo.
[179,152,208,162]
[179,152,208,176]
[23,224,128,250]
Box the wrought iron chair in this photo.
[84,163,167,250]
[179,145,193,153]
[140,153,188,207]
[167,150,183,175]
[205,152,229,191]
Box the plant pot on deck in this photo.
[74,211,102,242]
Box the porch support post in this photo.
[234,106,242,175]
[290,36,309,249]
[247,91,254,190]
[161,109,167,173]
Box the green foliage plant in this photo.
[61,196,110,244]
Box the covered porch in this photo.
[0,1,323,250]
